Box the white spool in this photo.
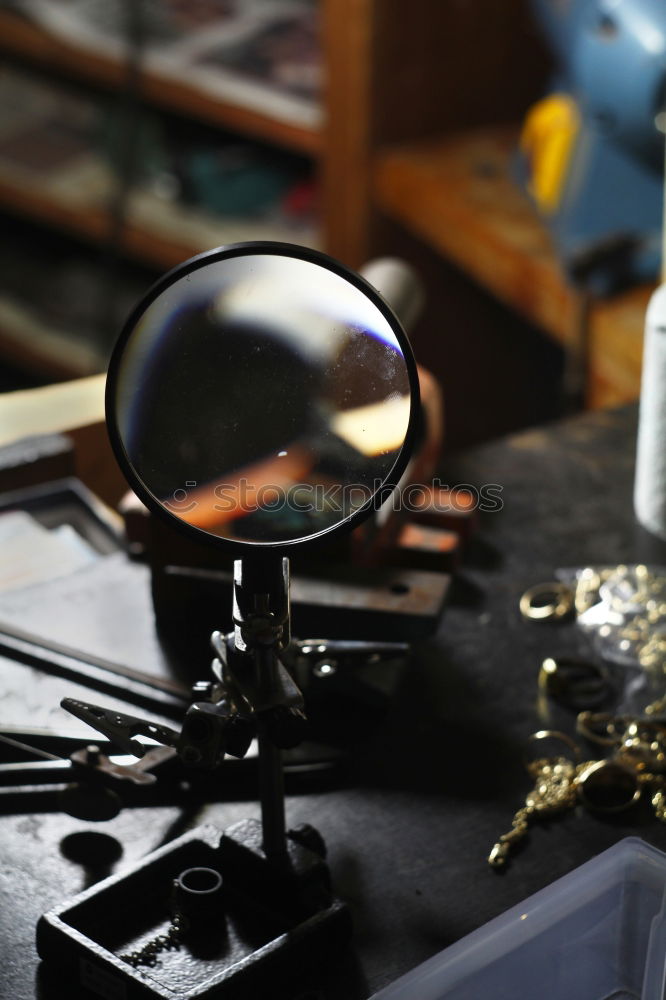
[360,257,425,334]
[634,284,666,539]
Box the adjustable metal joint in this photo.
[179,700,254,768]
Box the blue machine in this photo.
[524,0,666,293]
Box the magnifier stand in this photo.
[225,556,295,861]
[37,555,351,1000]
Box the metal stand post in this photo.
[257,725,286,858]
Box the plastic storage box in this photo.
[371,838,666,1000]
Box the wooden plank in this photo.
[0,375,105,448]
[587,286,652,408]
[0,175,195,271]
[374,127,580,344]
[0,172,318,273]
[320,0,376,267]
[374,126,655,406]
[0,11,321,157]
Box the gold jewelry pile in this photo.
[488,718,666,867]
[492,565,666,868]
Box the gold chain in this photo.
[488,757,590,868]
[488,750,666,868]
[120,913,186,968]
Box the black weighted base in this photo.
[36,819,351,1000]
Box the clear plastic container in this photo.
[371,838,666,1000]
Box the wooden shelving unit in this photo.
[0,1,549,265]
[0,0,566,399]
[374,126,654,409]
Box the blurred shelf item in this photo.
[0,168,319,271]
[126,186,319,262]
[374,126,654,408]
[0,2,322,154]
[0,66,318,270]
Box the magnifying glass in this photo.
[106,241,420,553]
[54,246,421,971]
[72,241,421,858]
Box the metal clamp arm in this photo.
[61,698,180,758]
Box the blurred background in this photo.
[0,0,660,452]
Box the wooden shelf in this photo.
[0,295,105,381]
[0,11,322,157]
[374,126,654,408]
[0,169,318,274]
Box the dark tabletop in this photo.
[3,403,666,1000]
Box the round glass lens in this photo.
[110,250,414,546]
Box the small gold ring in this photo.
[538,657,611,710]
[576,711,625,747]
[576,759,641,813]
[519,583,574,622]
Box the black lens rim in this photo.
[105,240,421,555]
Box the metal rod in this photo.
[257,724,286,859]
[0,732,62,762]
[234,554,291,859]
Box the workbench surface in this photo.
[2,404,666,1000]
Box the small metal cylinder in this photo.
[173,867,224,920]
